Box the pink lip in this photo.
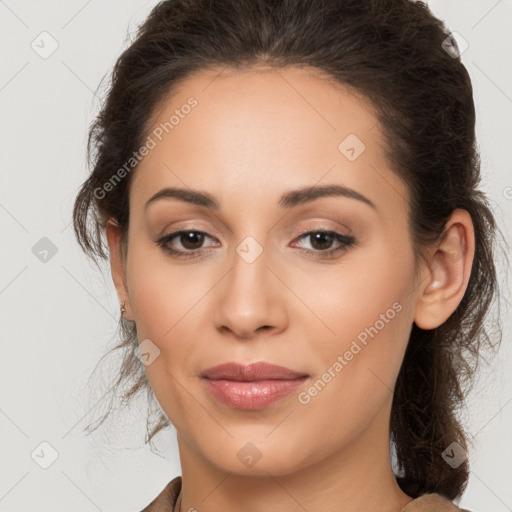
[201,362,310,410]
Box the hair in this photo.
[72,0,505,502]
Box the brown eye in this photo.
[156,230,217,259]
[292,230,356,259]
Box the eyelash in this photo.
[156,228,356,260]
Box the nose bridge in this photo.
[233,234,268,292]
[213,229,286,337]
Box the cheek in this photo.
[296,299,412,451]
[125,246,201,425]
[292,236,415,347]
[124,239,217,385]
[125,239,204,339]
[300,241,415,407]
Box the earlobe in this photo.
[105,218,132,320]
[413,209,475,330]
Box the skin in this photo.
[105,66,475,512]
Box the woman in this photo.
[72,0,502,510]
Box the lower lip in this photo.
[202,377,309,410]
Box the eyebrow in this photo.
[144,184,377,211]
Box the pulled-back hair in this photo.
[72,0,504,501]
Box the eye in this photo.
[291,230,356,258]
[156,229,219,259]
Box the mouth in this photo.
[200,361,310,410]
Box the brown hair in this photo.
[73,0,505,501]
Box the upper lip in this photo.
[200,362,309,381]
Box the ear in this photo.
[414,209,475,330]
[105,218,133,320]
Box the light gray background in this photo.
[0,1,511,510]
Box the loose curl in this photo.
[72,0,505,501]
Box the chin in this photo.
[203,436,314,477]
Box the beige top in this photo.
[140,476,473,511]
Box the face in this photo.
[113,66,423,476]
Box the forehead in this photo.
[131,65,408,217]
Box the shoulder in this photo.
[139,476,182,512]
[401,492,474,512]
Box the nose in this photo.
[212,245,288,340]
